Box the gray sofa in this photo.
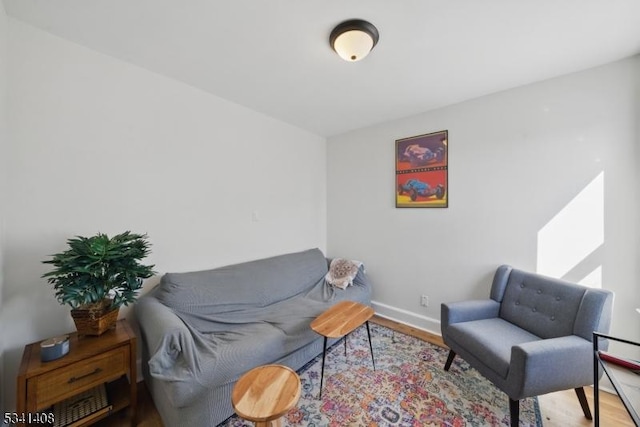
[441,265,614,426]
[135,248,372,427]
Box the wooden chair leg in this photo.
[509,398,519,427]
[575,387,593,420]
[444,350,456,371]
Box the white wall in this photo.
[2,12,638,417]
[0,0,8,417]
[328,56,640,347]
[1,19,326,412]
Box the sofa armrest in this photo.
[508,335,593,399]
[136,292,191,358]
[135,293,209,407]
[441,300,501,326]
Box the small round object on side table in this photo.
[40,335,70,362]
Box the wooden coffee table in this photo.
[231,364,301,427]
[310,300,375,398]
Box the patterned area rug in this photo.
[220,323,542,426]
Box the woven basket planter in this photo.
[70,300,119,336]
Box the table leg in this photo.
[319,336,328,399]
[366,321,375,371]
[344,335,347,357]
[594,339,600,427]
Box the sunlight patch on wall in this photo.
[537,172,604,287]
[579,266,602,289]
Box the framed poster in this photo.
[395,130,448,208]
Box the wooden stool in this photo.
[310,300,375,399]
[231,364,301,427]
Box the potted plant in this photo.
[42,231,155,335]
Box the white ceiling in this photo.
[4,0,640,137]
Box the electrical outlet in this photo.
[420,294,429,307]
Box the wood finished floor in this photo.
[99,315,633,426]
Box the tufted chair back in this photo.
[490,265,613,342]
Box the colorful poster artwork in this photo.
[396,130,448,208]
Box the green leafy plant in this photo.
[42,231,156,310]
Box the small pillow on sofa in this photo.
[325,258,363,290]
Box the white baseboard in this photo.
[594,378,615,395]
[371,300,441,336]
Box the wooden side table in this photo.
[16,319,137,427]
[232,364,301,427]
[310,300,375,399]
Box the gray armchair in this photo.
[441,265,614,427]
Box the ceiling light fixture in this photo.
[330,19,379,62]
